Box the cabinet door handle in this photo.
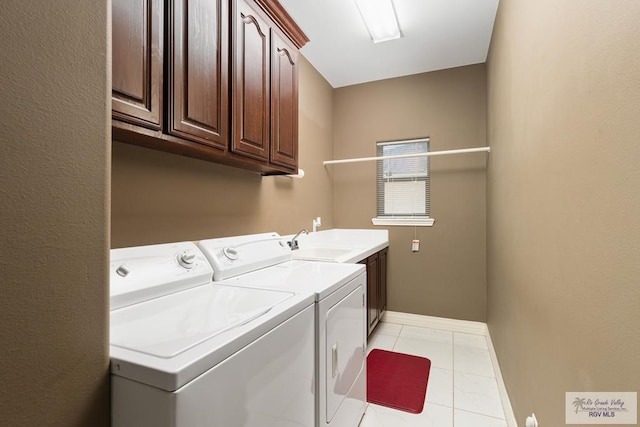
[332,343,338,379]
[276,47,290,59]
[240,13,258,27]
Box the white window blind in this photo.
[376,138,430,221]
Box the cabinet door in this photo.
[112,0,163,129]
[270,29,298,171]
[232,0,270,161]
[167,0,228,150]
[378,247,388,315]
[366,254,379,335]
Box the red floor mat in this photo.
[367,349,431,414]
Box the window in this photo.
[372,138,435,226]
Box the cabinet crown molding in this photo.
[254,0,309,49]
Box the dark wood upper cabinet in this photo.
[231,0,270,161]
[112,0,163,129]
[270,29,298,170]
[111,0,308,174]
[167,0,228,150]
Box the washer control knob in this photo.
[116,265,130,277]
[223,247,238,260]
[177,252,196,269]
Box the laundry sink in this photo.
[285,229,389,263]
[292,247,355,262]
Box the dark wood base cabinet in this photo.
[111,0,308,175]
[360,247,388,336]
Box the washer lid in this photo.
[111,284,294,358]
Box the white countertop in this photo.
[286,229,389,263]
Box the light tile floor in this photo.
[360,321,509,427]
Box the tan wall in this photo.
[333,65,488,321]
[0,1,110,426]
[111,56,335,247]
[487,0,640,424]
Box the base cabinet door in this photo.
[378,247,388,316]
[361,248,388,336]
[361,253,379,335]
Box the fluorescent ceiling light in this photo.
[355,0,402,43]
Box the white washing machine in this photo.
[198,233,367,427]
[109,241,316,426]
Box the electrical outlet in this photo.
[411,239,420,252]
[525,413,538,427]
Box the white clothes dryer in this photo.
[199,233,367,427]
[109,241,316,427]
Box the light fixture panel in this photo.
[355,0,402,43]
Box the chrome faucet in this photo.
[288,229,308,250]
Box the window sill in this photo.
[371,217,435,227]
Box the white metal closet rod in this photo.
[323,146,490,166]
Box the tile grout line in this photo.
[456,407,510,421]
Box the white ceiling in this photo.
[279,0,500,88]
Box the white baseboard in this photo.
[380,311,518,427]
[382,310,488,335]
[486,328,519,427]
